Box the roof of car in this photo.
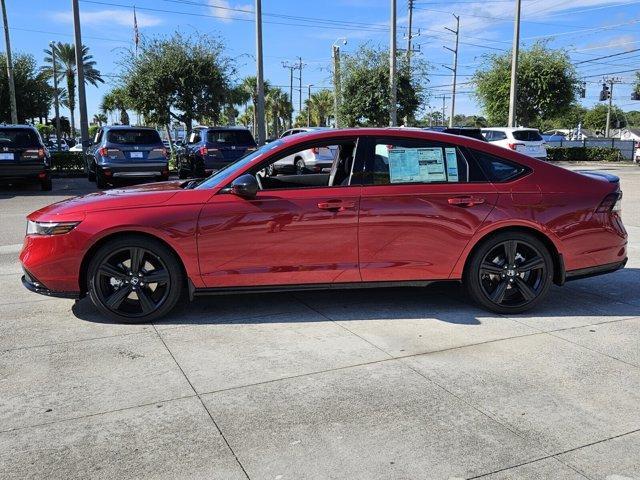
[194,125,251,131]
[481,127,540,132]
[103,125,158,130]
[0,124,38,130]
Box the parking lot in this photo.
[1,166,639,479]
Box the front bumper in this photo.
[21,270,79,299]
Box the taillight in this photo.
[311,147,320,154]
[98,147,108,157]
[507,143,524,150]
[199,146,208,156]
[596,191,622,214]
[37,148,45,159]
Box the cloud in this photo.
[207,0,253,23]
[52,9,163,28]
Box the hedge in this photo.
[51,151,84,172]
[546,147,624,162]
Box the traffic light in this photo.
[599,84,610,101]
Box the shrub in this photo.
[51,151,84,172]
[546,147,623,162]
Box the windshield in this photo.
[512,130,543,142]
[107,129,162,145]
[0,128,40,148]
[207,129,256,146]
[195,140,283,189]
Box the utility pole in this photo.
[307,84,313,127]
[1,0,17,124]
[297,56,304,115]
[507,0,521,127]
[441,95,446,126]
[282,61,300,129]
[406,0,414,68]
[254,0,266,145]
[50,42,62,150]
[444,14,459,128]
[389,0,397,126]
[72,0,89,146]
[604,77,621,138]
[332,38,346,128]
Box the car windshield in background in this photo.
[207,130,255,145]
[0,128,39,148]
[107,129,162,145]
[512,130,543,141]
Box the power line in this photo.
[573,48,640,65]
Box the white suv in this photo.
[481,127,547,160]
[269,127,336,175]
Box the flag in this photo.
[133,6,139,52]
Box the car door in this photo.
[357,136,499,282]
[197,137,363,288]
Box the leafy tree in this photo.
[451,114,488,127]
[339,45,422,127]
[634,72,640,98]
[537,104,588,132]
[474,43,578,127]
[92,113,107,126]
[36,123,53,138]
[50,115,71,136]
[266,87,292,138]
[583,104,627,133]
[120,32,234,138]
[42,42,104,136]
[101,87,131,125]
[296,89,334,127]
[239,76,271,134]
[626,110,640,127]
[0,53,52,123]
[237,105,254,129]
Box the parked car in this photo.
[19,128,627,323]
[84,126,169,189]
[634,141,640,163]
[46,138,69,152]
[0,125,52,190]
[425,127,487,142]
[270,127,335,175]
[177,126,257,179]
[69,143,84,153]
[481,127,547,160]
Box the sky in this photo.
[3,0,640,125]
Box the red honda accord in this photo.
[20,128,627,323]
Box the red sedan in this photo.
[20,128,627,323]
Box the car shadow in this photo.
[71,268,640,326]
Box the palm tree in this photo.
[239,76,271,135]
[92,113,108,126]
[307,90,334,127]
[101,88,130,125]
[266,87,293,138]
[43,42,104,137]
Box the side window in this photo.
[189,131,201,144]
[471,150,528,182]
[365,138,474,185]
[482,130,492,141]
[494,131,508,141]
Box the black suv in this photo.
[177,126,257,179]
[85,126,169,188]
[0,125,52,190]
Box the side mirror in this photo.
[230,174,259,199]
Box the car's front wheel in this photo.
[87,235,184,323]
[464,232,553,314]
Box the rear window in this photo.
[512,130,542,142]
[472,150,528,182]
[207,129,256,145]
[107,129,161,145]
[0,128,40,148]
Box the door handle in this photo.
[317,200,356,211]
[447,196,485,207]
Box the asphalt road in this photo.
[1,166,639,479]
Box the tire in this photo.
[295,158,306,175]
[87,162,96,182]
[464,231,553,314]
[178,167,189,180]
[87,235,184,323]
[96,170,108,189]
[40,176,52,191]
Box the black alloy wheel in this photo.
[465,232,553,313]
[88,236,183,323]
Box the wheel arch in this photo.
[78,230,189,296]
[456,224,565,286]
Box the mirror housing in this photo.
[230,174,259,198]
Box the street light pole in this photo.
[50,42,62,151]
[307,84,313,127]
[507,0,521,127]
[72,0,90,147]
[389,0,398,126]
[254,0,266,145]
[1,0,18,124]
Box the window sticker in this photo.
[444,148,459,182]
[418,148,446,182]
[388,147,448,183]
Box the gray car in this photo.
[85,126,169,188]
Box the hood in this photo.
[28,181,185,221]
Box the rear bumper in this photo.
[565,258,627,282]
[99,162,168,178]
[0,165,50,181]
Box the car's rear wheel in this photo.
[295,158,306,175]
[87,235,184,323]
[40,176,52,191]
[464,232,553,314]
[96,170,108,189]
[87,162,96,182]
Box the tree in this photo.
[0,53,52,123]
[50,115,71,137]
[451,114,488,127]
[265,87,292,138]
[120,32,234,137]
[339,45,423,127]
[626,111,640,127]
[43,42,104,136]
[474,43,578,127]
[237,105,254,129]
[296,89,333,127]
[239,76,271,134]
[634,72,640,98]
[583,104,627,133]
[101,87,131,125]
[92,113,107,126]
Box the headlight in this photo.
[26,220,80,236]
